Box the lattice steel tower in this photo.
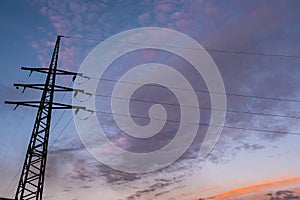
[5,35,85,200]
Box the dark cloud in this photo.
[124,177,182,200]
[234,143,265,151]
[49,146,85,154]
[267,190,299,200]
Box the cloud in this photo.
[22,1,300,199]
[267,190,300,200]
[124,180,173,200]
[234,143,265,152]
[41,0,298,169]
[204,176,300,200]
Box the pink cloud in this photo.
[157,3,173,12]
[31,1,109,71]
[31,41,39,49]
[39,6,47,15]
[188,0,204,15]
[138,12,151,24]
[46,40,55,47]
[155,13,168,23]
[115,136,128,146]
[170,11,182,20]
[204,1,221,15]
[249,4,269,18]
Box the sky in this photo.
[0,0,300,200]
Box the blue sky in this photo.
[0,0,300,200]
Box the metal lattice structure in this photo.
[5,35,86,200]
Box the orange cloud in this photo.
[208,176,300,199]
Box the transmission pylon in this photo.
[5,35,86,200]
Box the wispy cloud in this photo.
[204,176,300,200]
[21,1,300,199]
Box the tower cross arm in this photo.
[21,67,83,77]
[13,83,84,93]
[4,101,86,110]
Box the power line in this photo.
[82,93,300,120]
[4,82,74,197]
[75,77,300,103]
[95,110,300,136]
[0,113,26,197]
[205,48,300,59]
[3,34,298,197]
[2,168,21,197]
[3,68,72,196]
[0,111,27,169]
[2,73,45,197]
[49,117,73,149]
[1,73,45,167]
[3,115,73,198]
[49,82,73,147]
[3,106,299,197]
[64,35,300,59]
[50,82,73,133]
[50,109,68,133]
